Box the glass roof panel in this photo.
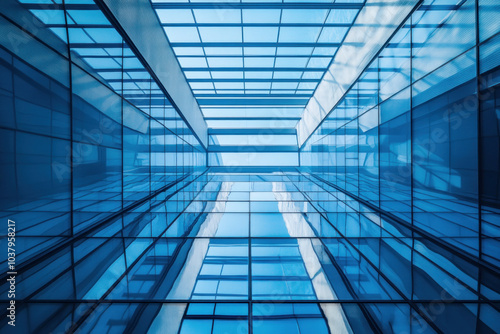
[245,71,273,79]
[214,82,244,89]
[206,120,299,129]
[302,71,325,79]
[274,58,309,68]
[325,9,359,23]
[244,57,274,67]
[199,27,242,43]
[178,57,208,67]
[66,10,110,24]
[211,134,297,146]
[207,57,243,67]
[150,0,369,152]
[29,9,66,24]
[278,27,322,43]
[273,71,303,79]
[317,27,349,43]
[156,9,195,23]
[307,57,332,68]
[193,9,241,23]
[173,47,205,56]
[190,82,215,89]
[85,28,123,43]
[281,9,328,24]
[211,71,244,79]
[272,82,299,89]
[164,27,200,42]
[204,47,242,56]
[185,71,212,79]
[202,107,304,118]
[244,47,276,56]
[243,27,279,43]
[277,47,314,56]
[242,9,281,23]
[312,47,338,55]
[244,82,271,89]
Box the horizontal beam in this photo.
[188,79,319,83]
[47,23,450,30]
[109,79,314,87]
[163,23,351,28]
[152,2,363,9]
[127,97,308,104]
[208,145,298,152]
[165,23,449,29]
[21,3,461,11]
[122,94,169,98]
[21,3,99,9]
[70,43,124,48]
[105,67,398,74]
[198,99,308,106]
[92,67,325,73]
[183,67,326,72]
[209,166,299,172]
[170,43,341,48]
[209,128,296,135]
[194,94,312,98]
[205,117,300,121]
[96,67,326,73]
[68,42,425,50]
[178,55,335,59]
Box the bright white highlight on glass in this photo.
[297,0,420,147]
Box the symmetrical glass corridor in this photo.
[2,171,498,333]
[1,0,499,332]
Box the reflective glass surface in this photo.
[151,1,366,164]
[0,0,499,333]
[301,0,500,268]
[1,172,499,333]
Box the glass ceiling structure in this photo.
[18,0,417,166]
[151,0,364,164]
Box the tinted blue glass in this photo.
[380,106,411,222]
[0,44,71,243]
[2,0,500,333]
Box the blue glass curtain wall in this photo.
[300,0,500,268]
[0,0,499,333]
[0,0,206,289]
[1,171,499,333]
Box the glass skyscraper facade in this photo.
[0,0,499,333]
[301,0,500,265]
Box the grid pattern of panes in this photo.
[300,0,500,268]
[2,172,498,333]
[0,0,206,274]
[151,1,364,163]
[17,0,203,151]
[1,0,500,333]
